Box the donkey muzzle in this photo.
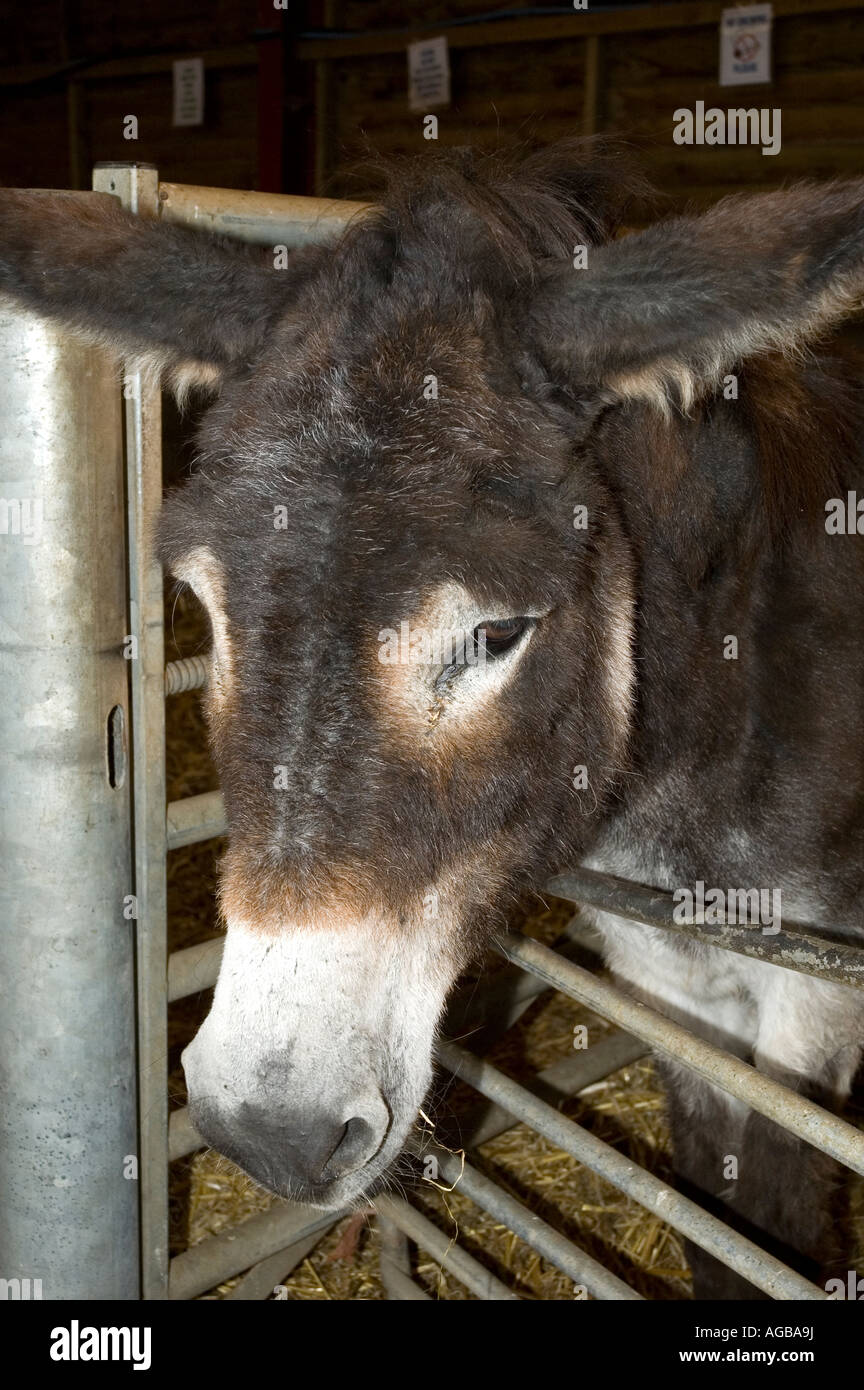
[188,1091,391,1193]
[180,915,452,1204]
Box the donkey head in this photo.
[3,148,862,1207]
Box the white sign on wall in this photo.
[719,4,773,86]
[408,36,451,112]
[173,58,205,127]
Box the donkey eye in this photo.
[474,617,531,656]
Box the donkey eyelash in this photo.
[475,617,534,656]
[432,617,534,692]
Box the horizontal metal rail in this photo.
[166,926,851,1299]
[170,924,864,1175]
[168,1106,201,1163]
[166,791,226,850]
[377,1259,432,1302]
[225,1226,337,1301]
[404,1133,642,1301]
[168,1202,340,1301]
[158,182,371,249]
[454,1032,649,1151]
[436,1041,826,1301]
[167,1022,650,1295]
[375,1195,520,1301]
[496,932,864,1178]
[168,936,223,1002]
[549,866,864,991]
[377,1215,423,1302]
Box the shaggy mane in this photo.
[337,139,652,289]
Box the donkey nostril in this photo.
[320,1113,384,1182]
[216,1095,391,1192]
[283,1115,373,1186]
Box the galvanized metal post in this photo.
[0,242,139,1298]
[92,163,169,1300]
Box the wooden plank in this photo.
[607,105,864,144]
[0,43,257,88]
[257,0,284,193]
[85,67,258,191]
[643,141,864,178]
[0,86,69,187]
[297,0,864,61]
[315,0,339,192]
[609,68,864,110]
[335,91,586,134]
[69,0,251,62]
[604,9,864,82]
[582,35,601,139]
[66,80,84,190]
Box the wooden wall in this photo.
[0,0,252,65]
[0,1,861,207]
[79,60,258,190]
[0,0,259,190]
[314,1,864,211]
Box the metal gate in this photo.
[2,162,864,1302]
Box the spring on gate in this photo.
[164,655,209,695]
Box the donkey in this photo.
[2,146,863,1299]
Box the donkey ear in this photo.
[0,189,317,395]
[529,181,864,414]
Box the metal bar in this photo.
[377,1214,415,1302]
[404,1136,642,1301]
[177,1024,805,1298]
[437,1041,827,1301]
[377,1260,432,1302]
[168,936,224,1003]
[496,932,864,1178]
[168,1106,202,1163]
[165,655,209,696]
[167,924,855,1294]
[375,1196,521,1301]
[0,271,138,1298]
[169,1203,341,1300]
[157,183,371,249]
[94,161,170,1301]
[454,1031,648,1152]
[225,1225,337,1300]
[547,865,864,990]
[166,790,226,850]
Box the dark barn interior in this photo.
[2,2,863,203]
[2,0,864,1319]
